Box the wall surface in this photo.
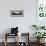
[0,0,36,42]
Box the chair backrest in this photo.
[11,27,18,34]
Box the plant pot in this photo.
[40,39,45,43]
[37,39,40,43]
[37,39,45,44]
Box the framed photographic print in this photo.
[10,10,24,17]
[36,0,46,26]
[37,0,46,18]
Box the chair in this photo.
[4,33,18,46]
[18,33,30,46]
[4,27,19,46]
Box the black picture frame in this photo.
[10,10,24,17]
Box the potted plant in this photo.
[32,24,45,30]
[32,25,39,30]
[33,32,46,43]
[40,26,45,29]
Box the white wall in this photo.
[0,0,36,42]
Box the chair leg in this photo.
[4,40,7,46]
[4,33,7,46]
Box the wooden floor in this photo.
[0,42,46,46]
